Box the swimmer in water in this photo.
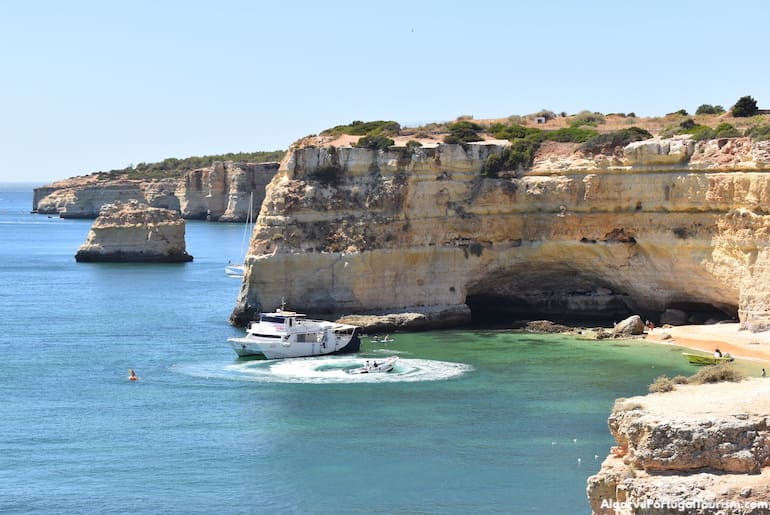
[128,369,138,381]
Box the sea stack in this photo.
[75,200,193,262]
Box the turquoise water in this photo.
[0,187,732,514]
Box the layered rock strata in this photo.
[34,161,278,221]
[587,380,770,514]
[230,137,770,330]
[75,200,193,263]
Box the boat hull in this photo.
[225,264,244,277]
[230,330,361,359]
[347,356,398,374]
[682,352,734,366]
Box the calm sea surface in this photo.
[2,185,743,514]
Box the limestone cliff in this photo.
[230,137,770,331]
[75,200,192,262]
[587,380,770,514]
[33,161,278,221]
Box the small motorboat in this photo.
[682,352,734,366]
[347,356,399,374]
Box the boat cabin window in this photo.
[261,315,286,324]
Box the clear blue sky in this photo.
[2,0,769,183]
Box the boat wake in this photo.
[175,356,472,384]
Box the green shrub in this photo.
[732,95,759,118]
[543,126,598,143]
[748,124,770,141]
[695,104,726,115]
[444,120,484,143]
[668,109,689,116]
[661,119,740,141]
[648,375,675,393]
[488,123,540,141]
[480,135,543,176]
[688,363,745,384]
[405,140,423,150]
[354,135,394,150]
[507,138,541,170]
[579,127,652,153]
[713,122,741,138]
[481,151,509,178]
[322,120,401,137]
[570,110,605,128]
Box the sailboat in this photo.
[225,192,254,277]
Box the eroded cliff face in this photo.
[231,137,770,331]
[587,381,770,514]
[33,161,279,221]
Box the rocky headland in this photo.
[229,134,770,333]
[75,200,193,262]
[34,160,279,221]
[587,379,770,514]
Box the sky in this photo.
[2,0,769,184]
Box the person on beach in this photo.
[128,369,138,381]
[714,348,722,358]
[763,368,766,377]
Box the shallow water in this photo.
[1,188,751,514]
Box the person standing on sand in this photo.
[714,348,722,358]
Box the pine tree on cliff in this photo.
[731,95,759,117]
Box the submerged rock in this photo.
[524,320,576,333]
[75,200,193,263]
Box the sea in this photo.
[2,184,761,514]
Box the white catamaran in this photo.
[228,309,361,359]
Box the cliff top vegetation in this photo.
[91,150,286,181]
[299,96,770,152]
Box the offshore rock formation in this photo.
[587,380,770,514]
[75,200,192,262]
[230,137,770,330]
[33,161,279,221]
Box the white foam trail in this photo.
[176,356,472,384]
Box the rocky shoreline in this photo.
[587,379,770,515]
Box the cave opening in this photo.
[464,269,635,328]
[466,292,632,327]
[463,269,740,329]
[663,302,738,325]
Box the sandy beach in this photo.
[645,323,770,363]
